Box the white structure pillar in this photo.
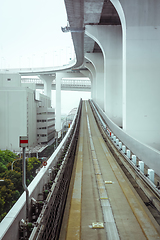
[111,0,160,150]
[84,60,96,99]
[85,53,104,110]
[38,74,54,99]
[55,71,88,138]
[86,25,122,126]
[55,72,62,138]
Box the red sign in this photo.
[20,140,28,144]
[43,161,47,167]
[19,136,28,147]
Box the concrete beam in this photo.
[85,53,104,110]
[86,25,123,127]
[38,74,54,99]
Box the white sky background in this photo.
[0,0,74,68]
[52,90,91,115]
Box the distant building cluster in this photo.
[0,73,55,151]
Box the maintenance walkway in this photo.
[59,101,160,240]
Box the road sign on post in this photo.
[19,136,28,148]
[19,136,29,221]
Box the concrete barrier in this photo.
[93,101,160,177]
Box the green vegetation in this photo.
[0,150,41,222]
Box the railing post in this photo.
[132,155,137,165]
[148,169,154,183]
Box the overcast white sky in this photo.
[52,90,91,115]
[0,0,73,68]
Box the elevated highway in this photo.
[1,100,160,240]
[21,78,91,92]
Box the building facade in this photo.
[37,93,55,143]
[0,73,55,151]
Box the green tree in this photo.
[0,179,15,211]
[1,170,22,193]
[27,157,41,184]
[0,162,7,174]
[0,150,18,166]
[0,192,5,215]
[0,152,41,221]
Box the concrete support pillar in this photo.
[86,25,122,126]
[88,72,93,99]
[38,74,54,99]
[80,69,92,97]
[80,70,90,78]
[84,60,96,99]
[55,72,63,138]
[115,0,160,150]
[85,53,104,110]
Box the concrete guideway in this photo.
[59,101,160,240]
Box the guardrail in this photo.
[0,99,82,240]
[90,100,160,214]
[21,78,91,91]
[21,78,91,87]
[90,100,160,178]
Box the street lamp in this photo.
[32,54,35,69]
[11,159,21,171]
[28,57,31,68]
[19,55,22,69]
[44,52,47,67]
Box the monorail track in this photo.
[91,100,160,219]
[24,100,160,240]
[59,100,160,240]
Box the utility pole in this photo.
[20,136,29,221]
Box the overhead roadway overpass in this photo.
[63,0,160,152]
[18,0,160,170]
[10,0,160,152]
[21,75,91,92]
[1,1,160,239]
[3,0,160,152]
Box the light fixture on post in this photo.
[61,26,85,33]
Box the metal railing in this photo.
[21,78,91,89]
[21,79,43,84]
[90,99,160,214]
[91,100,160,178]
